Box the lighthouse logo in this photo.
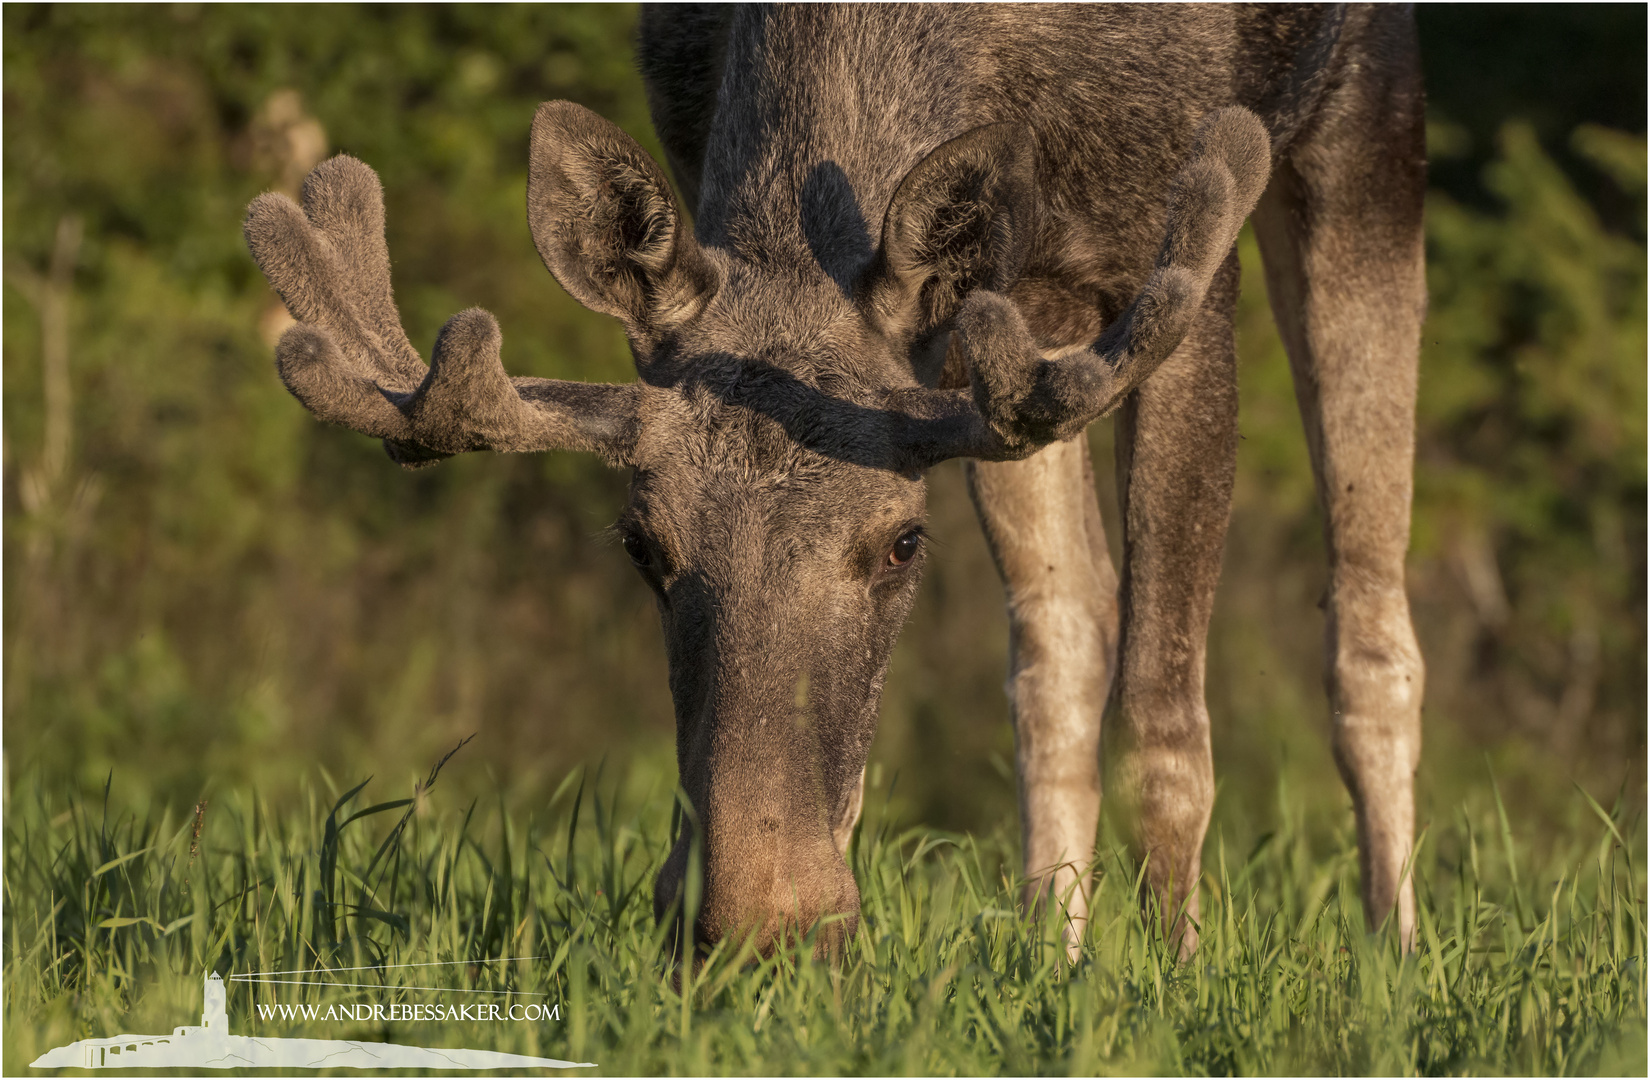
[30,971,594,1071]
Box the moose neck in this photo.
[693,6,984,289]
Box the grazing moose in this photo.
[245,4,1426,959]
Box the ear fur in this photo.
[527,100,715,341]
[861,123,1039,344]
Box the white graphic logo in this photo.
[30,971,595,1071]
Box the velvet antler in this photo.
[892,107,1271,466]
[245,155,639,467]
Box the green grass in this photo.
[4,756,1644,1076]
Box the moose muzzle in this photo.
[653,634,864,959]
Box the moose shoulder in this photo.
[246,4,1426,960]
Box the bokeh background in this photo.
[4,5,1644,850]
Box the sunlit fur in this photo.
[247,3,1428,960]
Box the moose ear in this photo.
[528,100,715,342]
[861,124,1039,344]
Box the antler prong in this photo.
[274,323,415,441]
[246,153,638,466]
[911,106,1272,464]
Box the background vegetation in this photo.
[3,4,1645,1073]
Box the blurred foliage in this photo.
[4,3,662,807]
[3,6,1644,843]
[1416,122,1645,759]
[1416,4,1645,235]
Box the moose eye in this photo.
[887,529,922,567]
[621,532,651,568]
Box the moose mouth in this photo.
[643,572,895,961]
[652,817,862,962]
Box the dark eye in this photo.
[622,532,651,568]
[887,529,922,567]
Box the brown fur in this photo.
[246,3,1427,959]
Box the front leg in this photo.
[967,436,1120,956]
[1108,255,1240,959]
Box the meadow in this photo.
[3,747,1644,1076]
[3,6,1645,1075]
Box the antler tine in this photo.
[273,323,417,441]
[295,156,428,388]
[902,107,1272,465]
[245,157,424,393]
[248,154,640,467]
[408,308,638,457]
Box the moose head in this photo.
[245,99,1268,958]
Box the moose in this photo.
[245,4,1426,959]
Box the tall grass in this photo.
[4,756,1644,1076]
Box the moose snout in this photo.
[653,814,860,959]
[651,574,875,960]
